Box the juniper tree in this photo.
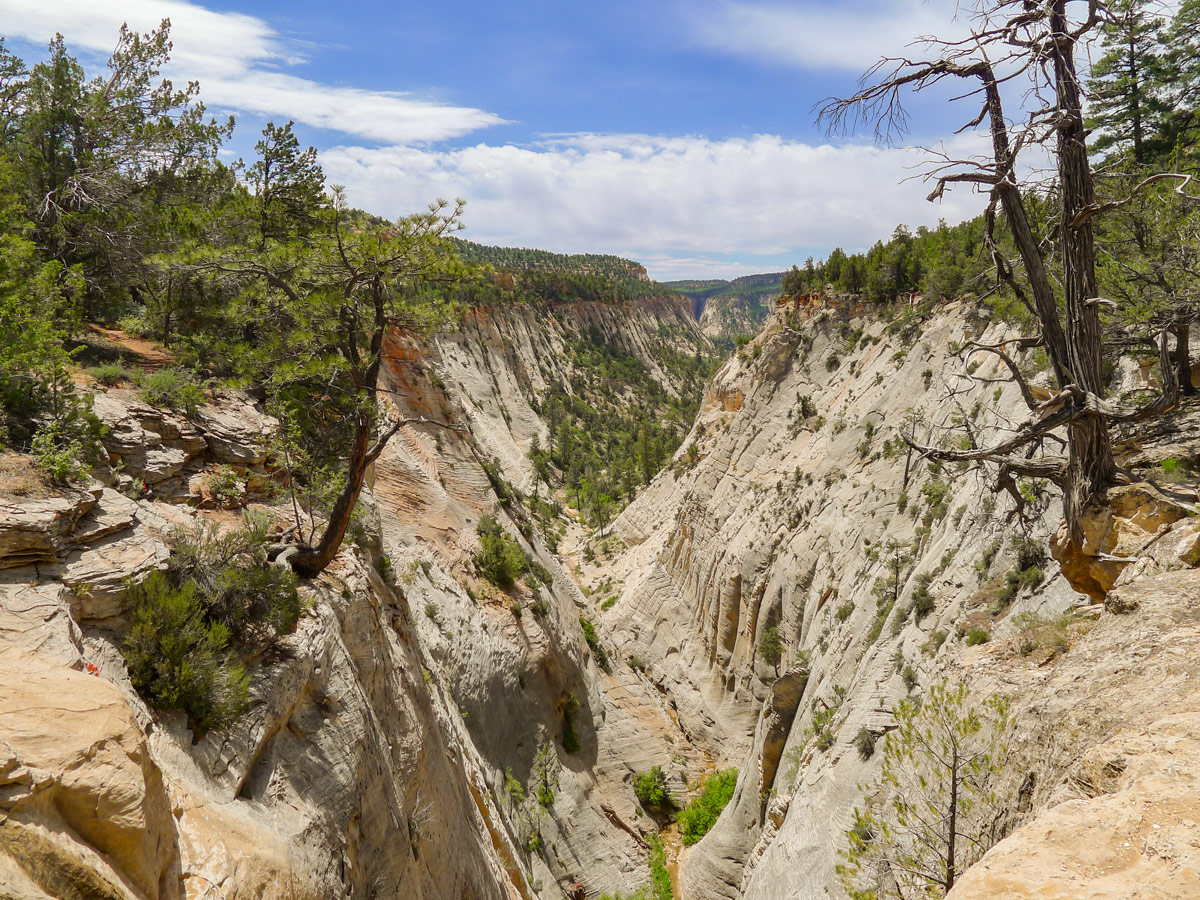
[820,0,1181,544]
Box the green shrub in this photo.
[580,616,611,671]
[836,601,854,622]
[28,393,107,485]
[121,572,250,733]
[89,362,131,386]
[1012,536,1048,573]
[206,465,243,505]
[562,693,581,754]
[854,727,877,760]
[633,765,674,810]
[598,835,671,900]
[117,311,154,338]
[759,625,783,666]
[677,768,738,845]
[965,626,991,646]
[911,573,936,619]
[474,515,531,589]
[975,538,1002,578]
[601,595,618,610]
[31,428,91,485]
[168,519,300,646]
[138,368,207,414]
[923,630,949,656]
[120,518,305,733]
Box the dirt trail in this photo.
[87,324,174,372]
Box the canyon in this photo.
[2,290,1198,900]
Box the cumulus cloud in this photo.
[0,0,505,143]
[686,0,970,72]
[321,132,990,279]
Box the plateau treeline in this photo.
[781,0,1200,365]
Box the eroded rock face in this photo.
[0,645,180,900]
[2,294,1196,900]
[947,569,1200,900]
[948,713,1200,900]
[1051,484,1193,601]
[0,297,715,900]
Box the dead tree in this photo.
[820,0,1179,544]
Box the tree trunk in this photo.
[1053,0,1118,542]
[945,747,959,895]
[289,408,372,578]
[1177,322,1197,396]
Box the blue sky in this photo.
[1,0,997,280]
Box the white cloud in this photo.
[687,0,969,72]
[321,132,990,280]
[0,0,505,143]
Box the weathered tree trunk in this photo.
[289,408,372,578]
[1053,0,1118,541]
[290,279,389,578]
[1177,322,1197,396]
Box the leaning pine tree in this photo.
[174,123,466,577]
[820,0,1181,545]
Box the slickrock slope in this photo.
[0,399,513,900]
[597,299,1200,898]
[368,297,716,896]
[0,295,713,900]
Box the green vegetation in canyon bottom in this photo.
[677,768,739,845]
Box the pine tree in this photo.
[838,682,1011,899]
[1086,0,1170,163]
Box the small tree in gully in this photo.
[820,0,1181,544]
[838,681,1011,898]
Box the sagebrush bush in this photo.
[138,367,206,414]
[965,626,991,646]
[89,362,131,386]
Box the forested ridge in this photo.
[667,272,786,342]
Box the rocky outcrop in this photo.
[948,713,1200,899]
[947,568,1200,900]
[594,298,1192,899]
[91,391,275,505]
[0,645,180,900]
[1051,483,1197,601]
